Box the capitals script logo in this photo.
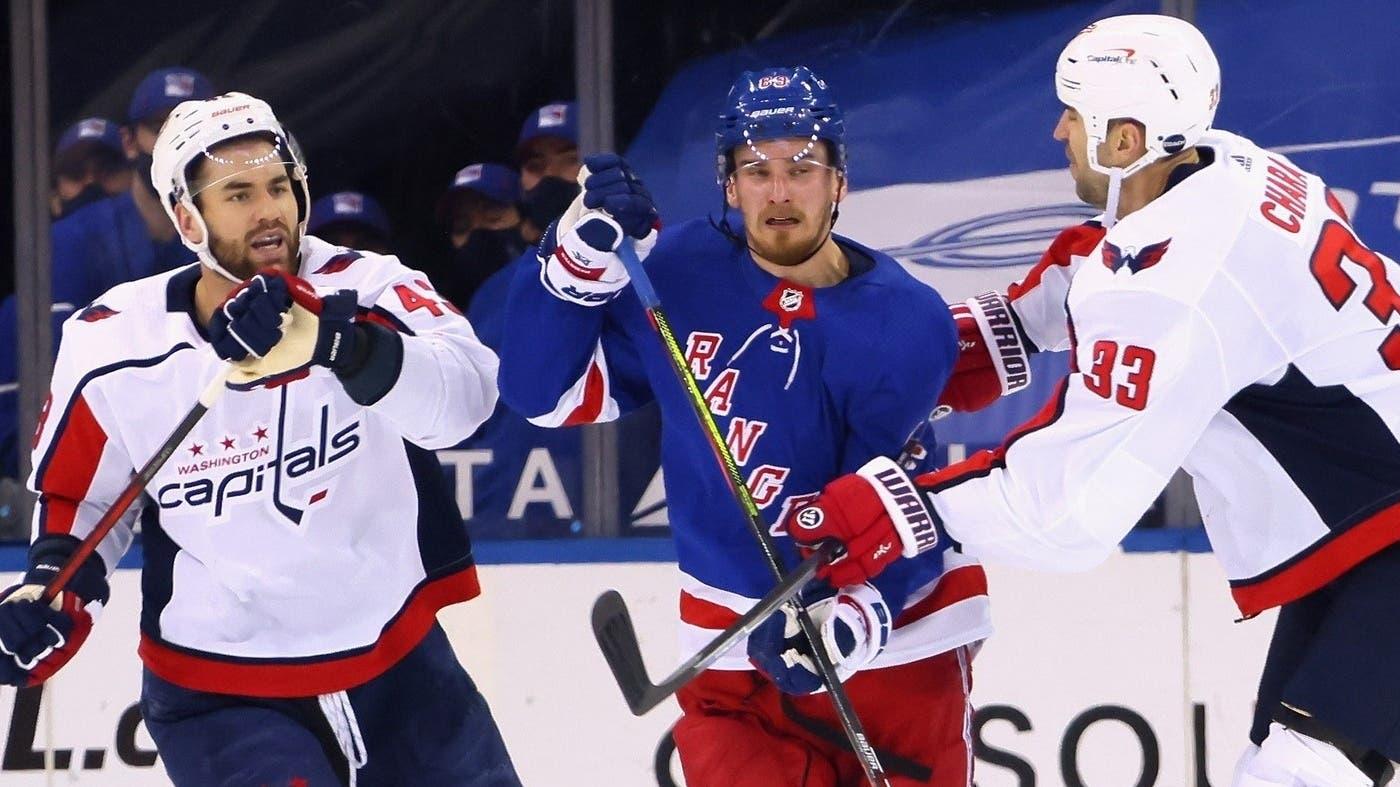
[156,398,361,524]
[1102,238,1172,274]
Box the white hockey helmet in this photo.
[1055,14,1220,179]
[150,92,310,282]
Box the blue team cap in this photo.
[55,117,123,158]
[308,191,392,238]
[127,67,215,125]
[446,163,520,205]
[515,102,577,159]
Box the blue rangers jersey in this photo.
[500,219,992,669]
[28,235,498,697]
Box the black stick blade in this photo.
[592,590,655,715]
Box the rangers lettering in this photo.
[685,332,723,379]
[872,466,939,554]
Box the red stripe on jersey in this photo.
[38,395,109,535]
[1230,501,1400,616]
[894,565,989,628]
[917,378,1070,493]
[1007,223,1105,303]
[562,361,607,426]
[680,590,740,630]
[138,565,481,697]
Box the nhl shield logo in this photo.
[778,287,804,313]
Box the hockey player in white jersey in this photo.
[783,15,1400,787]
[0,93,520,785]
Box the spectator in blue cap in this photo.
[515,101,580,244]
[51,117,130,218]
[48,66,215,318]
[434,163,528,310]
[308,191,393,254]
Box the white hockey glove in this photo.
[747,583,892,695]
[538,154,658,307]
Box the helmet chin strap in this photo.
[1087,138,1155,230]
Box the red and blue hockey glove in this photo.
[209,273,293,362]
[0,536,109,687]
[581,153,659,240]
[790,457,951,587]
[747,583,892,696]
[938,291,1033,413]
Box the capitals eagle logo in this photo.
[1102,238,1172,274]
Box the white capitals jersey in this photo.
[28,236,499,696]
[921,130,1400,617]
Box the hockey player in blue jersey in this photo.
[0,92,519,786]
[499,66,993,786]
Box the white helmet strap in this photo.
[1084,122,1162,229]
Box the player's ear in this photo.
[173,203,205,245]
[724,175,740,210]
[833,170,847,203]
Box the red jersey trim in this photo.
[918,378,1070,494]
[894,565,989,628]
[1230,501,1400,616]
[562,361,607,426]
[139,565,481,697]
[1007,222,1105,303]
[37,395,108,536]
[679,565,990,631]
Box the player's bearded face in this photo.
[1054,108,1110,209]
[186,139,303,279]
[727,139,844,267]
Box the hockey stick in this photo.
[608,240,891,787]
[41,366,231,604]
[593,540,839,715]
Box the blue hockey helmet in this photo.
[714,66,846,186]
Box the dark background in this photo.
[1,0,1067,298]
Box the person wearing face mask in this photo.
[434,162,528,311]
[515,102,582,245]
[50,117,131,219]
[2,70,217,487]
[49,67,214,316]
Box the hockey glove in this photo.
[539,155,659,307]
[938,291,1033,413]
[747,583,892,696]
[0,536,109,687]
[790,457,952,587]
[581,153,659,240]
[209,273,293,362]
[222,272,400,403]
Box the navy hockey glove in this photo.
[0,536,109,687]
[209,273,292,362]
[581,153,659,239]
[223,272,401,403]
[748,583,892,696]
